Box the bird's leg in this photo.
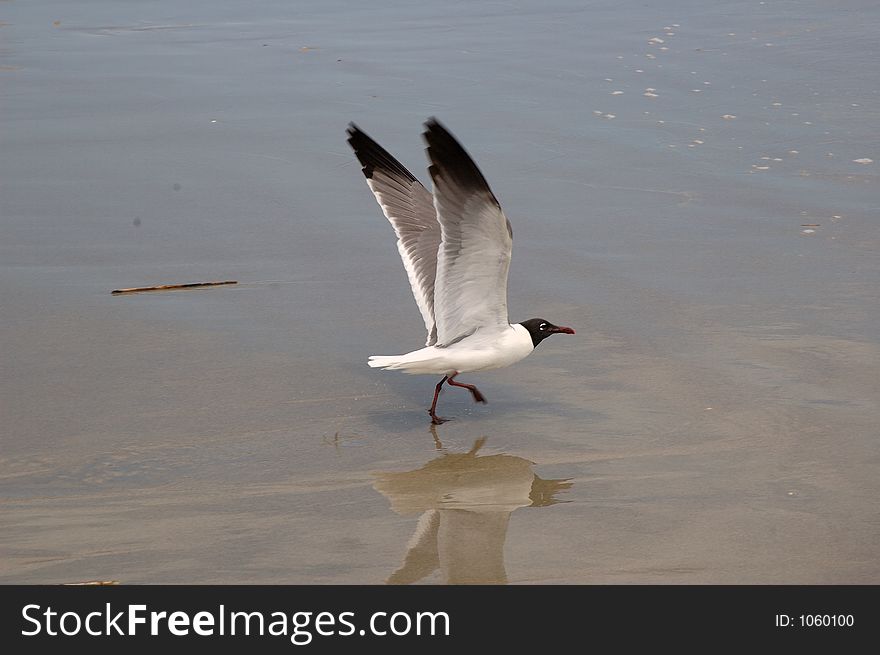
[447,373,487,404]
[428,375,449,425]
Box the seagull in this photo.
[347,118,575,424]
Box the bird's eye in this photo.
[539,322,548,331]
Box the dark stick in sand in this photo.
[111,280,238,295]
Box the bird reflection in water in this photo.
[373,436,571,584]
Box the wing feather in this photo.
[347,124,441,345]
[422,118,513,346]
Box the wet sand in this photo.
[1,1,878,583]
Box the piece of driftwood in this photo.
[111,280,238,295]
[61,580,120,586]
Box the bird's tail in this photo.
[367,355,402,370]
[368,350,444,374]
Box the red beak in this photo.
[552,326,575,335]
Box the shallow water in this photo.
[1,0,878,583]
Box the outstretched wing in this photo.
[347,124,441,346]
[423,118,513,346]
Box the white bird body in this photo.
[347,118,574,423]
[368,324,535,375]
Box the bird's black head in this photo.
[518,318,576,348]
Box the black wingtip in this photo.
[346,122,363,140]
[345,122,367,149]
[422,117,455,144]
[346,122,418,183]
[424,116,442,130]
[422,118,498,203]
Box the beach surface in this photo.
[1,0,878,583]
